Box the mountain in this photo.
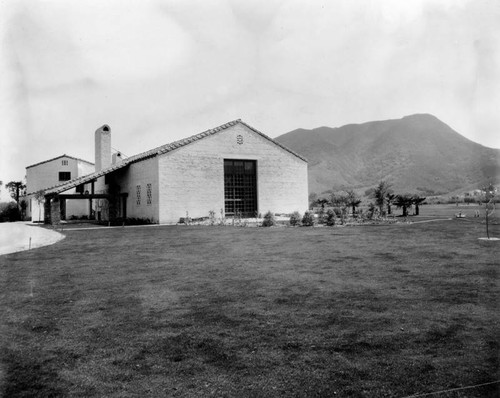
[275,114,500,196]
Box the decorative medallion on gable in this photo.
[236,135,244,145]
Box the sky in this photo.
[1,0,499,200]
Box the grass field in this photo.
[1,208,499,397]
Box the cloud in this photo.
[1,0,499,186]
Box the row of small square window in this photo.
[136,184,152,206]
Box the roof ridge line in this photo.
[40,119,306,196]
[26,154,94,169]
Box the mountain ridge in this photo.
[275,114,500,196]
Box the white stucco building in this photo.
[30,120,308,224]
[25,155,95,222]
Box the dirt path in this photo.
[410,218,453,224]
[0,222,64,256]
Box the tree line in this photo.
[310,181,426,218]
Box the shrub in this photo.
[317,208,326,224]
[325,209,336,226]
[208,210,216,225]
[332,207,343,217]
[289,211,302,226]
[99,217,153,226]
[0,202,21,222]
[302,211,315,227]
[125,217,152,225]
[262,211,276,227]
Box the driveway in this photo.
[0,222,64,256]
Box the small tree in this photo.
[366,202,377,219]
[34,190,45,222]
[302,211,315,226]
[289,211,302,226]
[481,184,497,239]
[394,194,413,217]
[412,195,426,216]
[325,209,336,226]
[262,211,276,227]
[330,192,349,223]
[208,210,216,226]
[386,193,395,216]
[6,181,26,205]
[4,181,26,221]
[372,181,393,216]
[345,189,362,216]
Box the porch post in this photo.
[44,198,52,224]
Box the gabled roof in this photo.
[38,119,307,196]
[26,154,94,169]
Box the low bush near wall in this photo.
[262,211,276,227]
[100,217,153,226]
[69,215,91,221]
[302,211,315,227]
[289,211,302,226]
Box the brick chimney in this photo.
[95,125,111,171]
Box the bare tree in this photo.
[482,183,497,239]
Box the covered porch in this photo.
[43,180,128,225]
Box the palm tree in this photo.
[6,181,26,208]
[346,189,362,216]
[330,192,349,223]
[330,192,348,208]
[394,194,413,217]
[412,195,426,216]
[386,193,396,215]
[372,181,393,216]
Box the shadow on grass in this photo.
[2,350,65,398]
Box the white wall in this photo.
[157,124,308,223]
[113,157,159,222]
[25,156,94,221]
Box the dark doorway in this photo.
[60,199,66,220]
[224,159,257,217]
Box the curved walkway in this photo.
[0,222,64,256]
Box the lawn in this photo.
[0,215,499,397]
